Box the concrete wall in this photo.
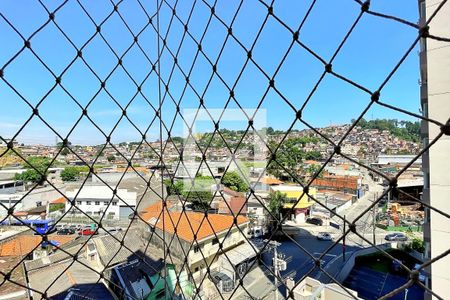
[420,1,450,299]
[335,244,390,283]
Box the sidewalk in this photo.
[232,266,282,300]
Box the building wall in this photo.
[65,187,136,219]
[270,185,317,209]
[0,186,66,218]
[420,1,450,299]
[143,221,248,281]
[188,225,247,271]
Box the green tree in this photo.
[306,164,323,178]
[16,156,52,183]
[60,167,80,181]
[24,156,52,171]
[107,155,116,162]
[267,191,288,218]
[355,118,420,142]
[60,148,70,156]
[14,170,42,183]
[180,175,216,211]
[170,136,184,144]
[267,139,304,179]
[184,190,213,211]
[49,203,65,212]
[411,238,425,253]
[221,171,249,192]
[164,179,184,195]
[304,151,322,161]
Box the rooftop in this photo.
[140,202,248,242]
[50,197,66,204]
[0,234,75,256]
[27,258,114,299]
[257,177,284,185]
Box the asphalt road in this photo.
[252,232,361,296]
[249,172,390,297]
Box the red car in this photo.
[78,228,98,235]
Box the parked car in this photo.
[384,232,408,242]
[53,224,64,231]
[317,232,332,241]
[69,224,81,231]
[57,228,75,235]
[78,228,98,236]
[306,217,323,226]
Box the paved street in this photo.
[331,170,387,247]
[245,171,392,297]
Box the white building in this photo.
[377,154,422,166]
[65,185,137,220]
[0,186,64,219]
[286,277,360,300]
[420,0,450,298]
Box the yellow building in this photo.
[270,185,317,223]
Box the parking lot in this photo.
[344,265,424,299]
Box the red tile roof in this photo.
[50,197,66,204]
[0,235,75,257]
[218,197,247,216]
[140,201,248,242]
[12,211,28,217]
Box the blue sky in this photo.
[0,0,421,145]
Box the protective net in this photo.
[0,0,449,299]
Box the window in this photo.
[86,201,91,205]
[76,201,82,206]
[194,267,199,273]
[112,202,117,206]
[212,238,219,245]
[36,201,42,207]
[194,244,201,253]
[95,201,100,205]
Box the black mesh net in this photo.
[0,0,449,299]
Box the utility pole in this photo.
[274,243,278,300]
[373,193,377,245]
[343,215,346,262]
[265,240,282,300]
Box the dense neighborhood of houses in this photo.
[0,121,425,299]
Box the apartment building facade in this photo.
[419,0,450,298]
[65,185,137,220]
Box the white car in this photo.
[317,232,332,241]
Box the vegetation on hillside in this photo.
[354,118,420,142]
[267,138,322,180]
